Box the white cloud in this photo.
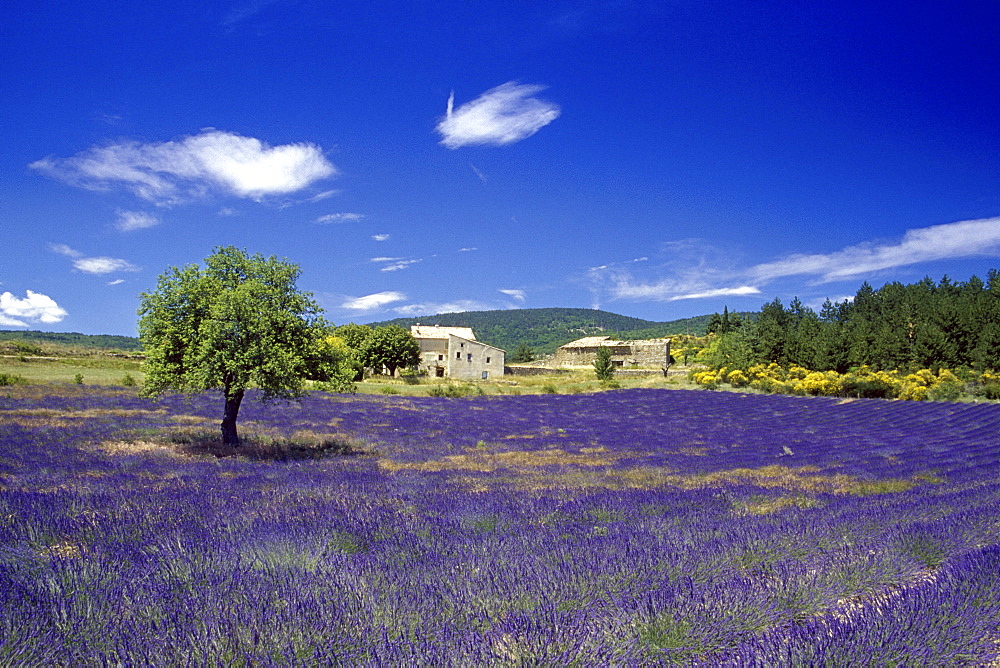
[72,257,141,275]
[49,244,140,274]
[341,291,407,311]
[748,216,1000,283]
[370,256,421,272]
[107,279,125,286]
[669,286,761,301]
[116,210,160,231]
[437,82,561,149]
[49,243,82,258]
[459,247,478,252]
[372,234,390,242]
[1,290,68,325]
[392,299,498,316]
[309,190,339,203]
[499,288,526,301]
[381,259,421,272]
[470,163,487,183]
[316,212,364,224]
[31,129,336,204]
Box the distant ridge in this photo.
[2,307,746,356]
[0,330,142,351]
[367,307,731,355]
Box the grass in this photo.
[0,355,144,386]
[105,425,367,461]
[354,367,699,397]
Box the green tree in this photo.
[332,323,373,380]
[360,325,420,376]
[594,345,615,381]
[138,246,324,445]
[510,343,534,363]
[304,333,360,391]
[334,323,373,350]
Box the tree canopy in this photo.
[138,246,329,445]
[359,325,420,376]
[703,270,1000,374]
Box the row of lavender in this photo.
[2,387,999,664]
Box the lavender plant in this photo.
[1,385,999,663]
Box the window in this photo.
[486,356,491,364]
[438,355,443,361]
[466,353,472,362]
[456,351,461,359]
[482,371,489,380]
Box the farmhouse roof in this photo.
[411,325,477,341]
[559,335,671,349]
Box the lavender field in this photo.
[2,385,999,665]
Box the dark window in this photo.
[486,356,491,364]
[457,352,461,359]
[438,355,443,361]
[467,353,472,362]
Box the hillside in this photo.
[1,307,742,358]
[0,330,142,352]
[367,307,731,355]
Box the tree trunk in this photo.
[221,387,244,445]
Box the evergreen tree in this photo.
[510,343,535,363]
[593,346,615,381]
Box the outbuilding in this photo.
[410,325,505,380]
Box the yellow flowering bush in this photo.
[691,362,989,402]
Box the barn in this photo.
[410,325,505,380]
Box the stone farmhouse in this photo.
[410,325,505,380]
[552,336,672,371]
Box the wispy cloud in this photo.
[499,288,526,301]
[308,190,339,203]
[31,129,336,204]
[316,212,364,224]
[747,216,1000,283]
[437,82,560,149]
[392,299,499,316]
[371,256,421,272]
[341,291,407,311]
[670,286,762,301]
[381,260,421,272]
[372,234,390,242]
[50,244,140,275]
[115,210,160,231]
[585,217,1000,308]
[1,290,68,326]
[469,163,487,183]
[221,0,284,28]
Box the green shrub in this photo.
[400,369,423,385]
[73,373,84,385]
[380,386,400,395]
[540,383,558,394]
[14,342,44,356]
[121,373,137,387]
[0,373,27,386]
[927,381,963,402]
[427,383,476,398]
[981,382,1000,401]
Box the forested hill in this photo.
[1,307,728,356]
[367,307,721,354]
[0,330,142,351]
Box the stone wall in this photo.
[551,338,671,369]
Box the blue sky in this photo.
[2,0,998,336]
